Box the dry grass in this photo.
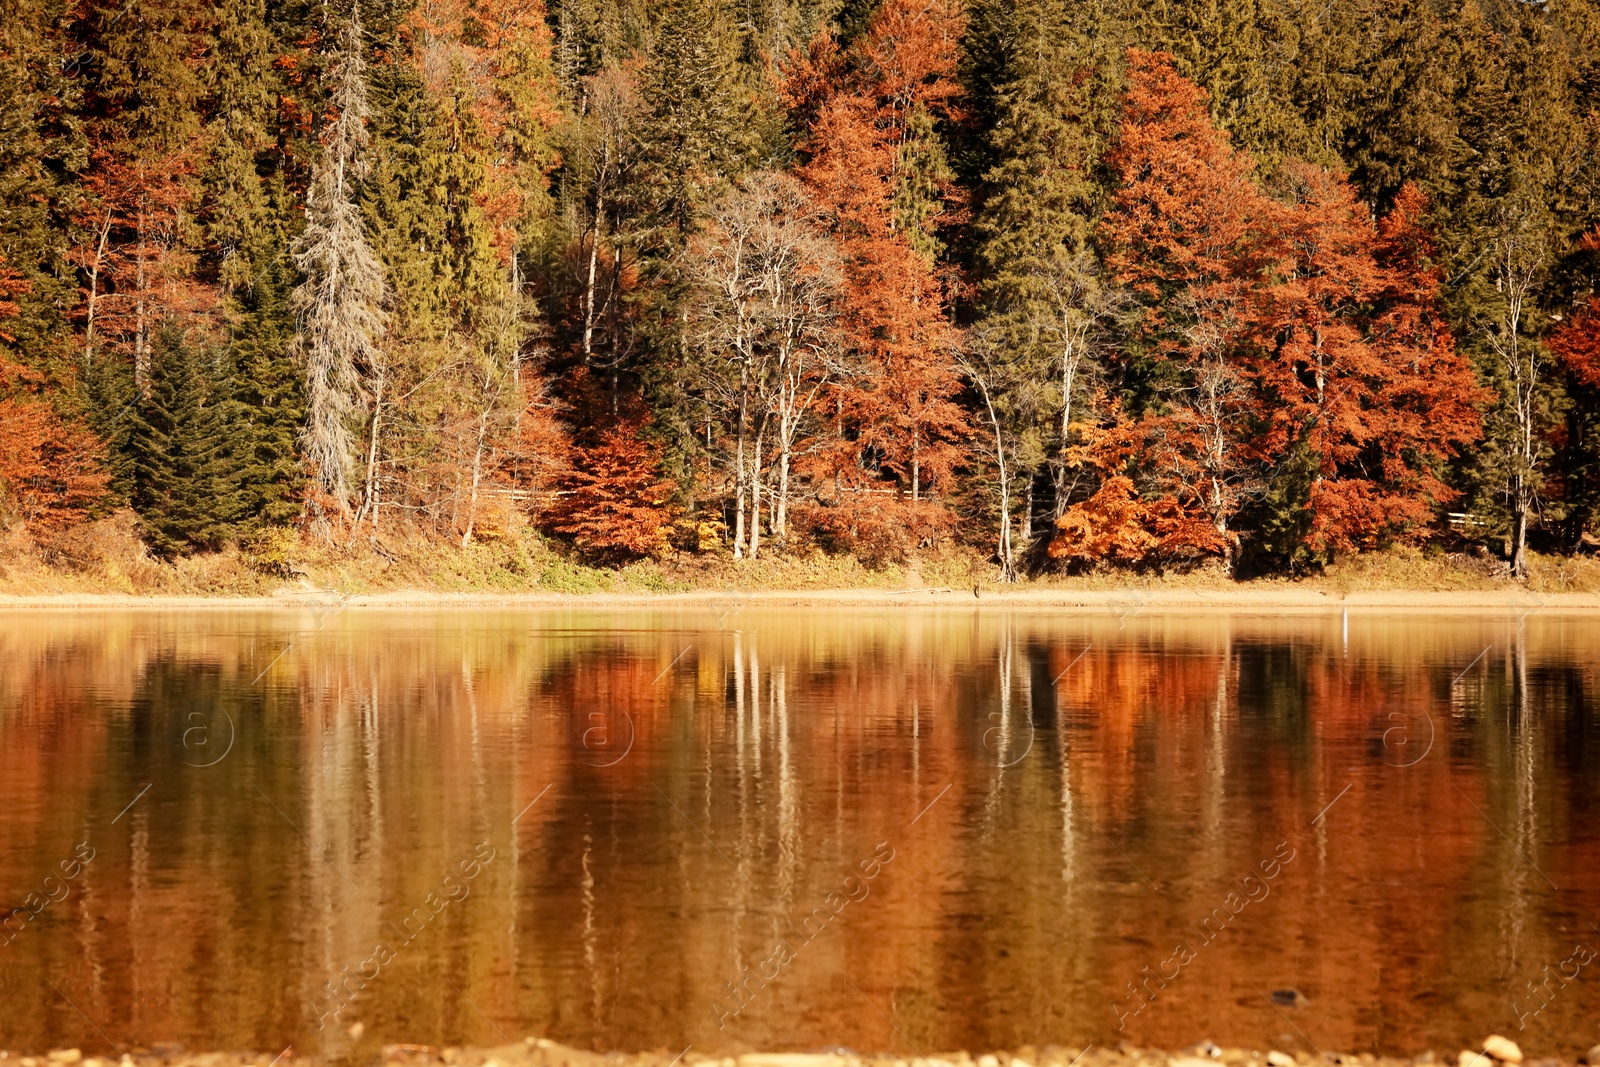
[3,511,1599,599]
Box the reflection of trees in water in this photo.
[0,611,1596,1055]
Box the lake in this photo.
[1,606,1597,1059]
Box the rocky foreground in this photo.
[6,1035,1599,1067]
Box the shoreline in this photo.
[0,586,1593,611]
[5,1038,1592,1067]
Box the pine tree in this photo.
[1139,0,1310,172]
[228,244,305,527]
[1343,0,1464,210]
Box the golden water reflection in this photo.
[0,608,1597,1058]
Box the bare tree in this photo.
[686,171,842,558]
[1038,253,1122,514]
[566,66,644,369]
[292,1,388,516]
[960,326,1028,582]
[1479,196,1556,579]
[756,179,842,541]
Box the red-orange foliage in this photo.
[791,494,957,566]
[0,263,110,531]
[784,0,969,502]
[1098,50,1268,550]
[1551,297,1600,389]
[1097,51,1481,559]
[547,416,676,561]
[71,142,217,383]
[1048,409,1226,567]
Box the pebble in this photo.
[1586,1047,1600,1066]
[1459,1053,1494,1067]
[347,1024,365,1041]
[1172,1057,1217,1067]
[1481,1039,1521,1065]
[1269,990,1308,1009]
[1267,1053,1296,1067]
[979,1057,1000,1067]
[47,1054,82,1065]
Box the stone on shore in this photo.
[1266,1052,1296,1067]
[738,1056,849,1067]
[1482,1039,1521,1065]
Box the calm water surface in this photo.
[1,607,1598,1058]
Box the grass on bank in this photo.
[3,508,1600,598]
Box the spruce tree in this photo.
[968,0,1122,529]
[204,0,304,529]
[637,0,760,241]
[128,325,238,555]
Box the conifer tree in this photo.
[204,0,304,528]
[638,0,760,242]
[292,2,388,516]
[968,0,1123,529]
[128,325,238,555]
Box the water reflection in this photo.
[0,608,1597,1058]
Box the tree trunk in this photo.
[777,443,791,539]
[461,408,489,547]
[134,193,149,392]
[83,208,112,367]
[733,360,749,559]
[975,375,1016,582]
[581,193,603,363]
[356,368,387,531]
[1512,478,1530,578]
[1054,338,1080,520]
[747,426,764,559]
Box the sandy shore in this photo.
[5,1038,1593,1067]
[0,586,1593,611]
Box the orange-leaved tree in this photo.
[0,260,110,531]
[1097,49,1271,567]
[784,0,969,509]
[547,414,677,562]
[1255,171,1482,554]
[1047,399,1227,568]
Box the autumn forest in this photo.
[5,0,1600,580]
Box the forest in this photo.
[3,0,1600,581]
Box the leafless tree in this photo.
[292,1,389,517]
[685,171,842,558]
[1479,196,1555,579]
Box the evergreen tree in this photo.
[637,0,761,242]
[128,325,238,555]
[228,244,304,527]
[967,0,1123,531]
[204,0,304,528]
[1343,0,1465,210]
